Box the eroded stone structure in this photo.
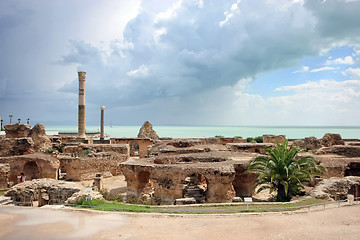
[120,152,259,204]
[0,153,60,182]
[111,138,154,158]
[137,121,159,140]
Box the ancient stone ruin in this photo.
[2,123,360,206]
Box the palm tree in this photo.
[247,141,326,202]
[17,118,21,124]
[0,119,3,131]
[26,118,30,125]
[9,115,13,124]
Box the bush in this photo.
[234,136,243,139]
[254,136,263,143]
[82,149,92,156]
[214,135,224,138]
[100,189,124,202]
[246,137,254,142]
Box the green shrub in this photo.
[246,137,254,142]
[254,136,263,143]
[214,135,224,138]
[82,149,92,155]
[234,136,243,139]
[100,189,124,202]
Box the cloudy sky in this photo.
[1,0,360,126]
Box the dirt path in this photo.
[1,204,359,240]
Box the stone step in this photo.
[174,197,196,205]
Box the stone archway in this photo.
[136,171,154,197]
[182,173,208,203]
[23,161,40,180]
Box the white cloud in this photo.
[127,65,149,77]
[310,66,337,72]
[325,56,355,65]
[343,67,360,78]
[292,66,310,73]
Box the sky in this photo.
[0,0,360,127]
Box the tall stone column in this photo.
[100,106,105,141]
[78,71,86,138]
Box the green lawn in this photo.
[73,197,330,214]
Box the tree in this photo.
[26,118,30,125]
[247,141,326,202]
[17,118,21,124]
[9,115,13,124]
[0,119,3,131]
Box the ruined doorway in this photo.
[130,141,139,157]
[136,171,154,198]
[183,173,208,203]
[23,161,40,180]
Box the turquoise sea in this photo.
[46,125,360,139]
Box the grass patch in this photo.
[72,197,330,214]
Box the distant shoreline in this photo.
[44,125,360,139]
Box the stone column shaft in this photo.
[100,106,105,140]
[78,71,86,138]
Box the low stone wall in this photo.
[63,143,130,157]
[227,143,274,154]
[318,146,360,158]
[59,153,128,181]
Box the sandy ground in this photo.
[0,204,359,240]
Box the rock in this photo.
[310,176,360,200]
[30,124,51,152]
[66,188,104,204]
[263,135,286,144]
[5,124,31,138]
[137,121,159,140]
[5,178,84,205]
[232,197,243,202]
[321,133,344,147]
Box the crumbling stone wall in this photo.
[0,153,60,182]
[5,124,31,138]
[263,135,286,144]
[321,133,345,147]
[59,153,128,181]
[110,138,152,158]
[0,163,10,189]
[232,163,257,197]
